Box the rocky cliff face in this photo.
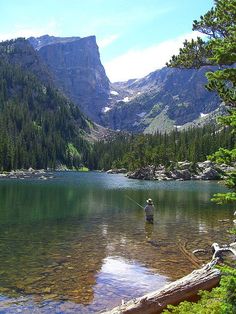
[28,35,81,50]
[104,66,224,133]
[29,35,110,123]
[28,35,224,134]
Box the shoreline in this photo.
[0,168,55,180]
[106,160,235,182]
[1,160,235,182]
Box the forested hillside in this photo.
[89,124,235,170]
[0,38,234,173]
[0,39,91,171]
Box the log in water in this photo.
[103,260,220,314]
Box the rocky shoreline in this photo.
[107,161,235,181]
[0,168,55,180]
[1,161,235,181]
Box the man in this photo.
[144,198,154,223]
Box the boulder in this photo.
[197,160,214,170]
[128,166,154,180]
[177,161,192,170]
[116,168,127,174]
[107,169,114,174]
[126,161,229,181]
[107,168,127,174]
[171,169,192,180]
[200,167,221,180]
[218,163,235,172]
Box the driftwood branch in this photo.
[103,241,235,314]
[212,242,236,259]
[102,259,220,314]
[177,240,202,268]
[192,249,208,255]
[192,242,236,261]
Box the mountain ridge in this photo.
[105,66,223,133]
[29,35,110,124]
[27,34,225,133]
[28,34,81,50]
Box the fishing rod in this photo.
[125,195,144,209]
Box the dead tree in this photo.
[102,259,220,314]
[211,242,236,260]
[102,241,236,314]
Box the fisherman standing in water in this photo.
[144,198,154,223]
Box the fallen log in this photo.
[102,259,220,314]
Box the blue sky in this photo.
[0,0,214,82]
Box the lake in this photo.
[0,172,234,313]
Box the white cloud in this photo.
[97,34,119,48]
[104,31,203,82]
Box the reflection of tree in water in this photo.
[0,182,111,304]
[0,177,233,308]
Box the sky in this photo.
[0,0,214,82]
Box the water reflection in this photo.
[96,256,168,298]
[0,172,234,313]
[145,222,154,240]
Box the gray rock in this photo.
[199,167,221,180]
[171,169,192,180]
[218,164,235,172]
[32,35,110,124]
[127,160,229,181]
[107,168,127,174]
[128,166,154,180]
[177,161,192,170]
[197,160,214,170]
[39,176,47,180]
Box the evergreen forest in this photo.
[0,51,235,172]
[89,125,235,171]
[1,40,234,173]
[0,39,91,171]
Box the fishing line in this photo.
[125,195,144,209]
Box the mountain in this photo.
[0,38,96,170]
[29,35,110,124]
[28,35,225,134]
[28,34,81,50]
[103,66,224,133]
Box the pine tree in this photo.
[167,0,236,204]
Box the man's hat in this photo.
[146,198,153,204]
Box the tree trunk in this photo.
[102,260,220,314]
